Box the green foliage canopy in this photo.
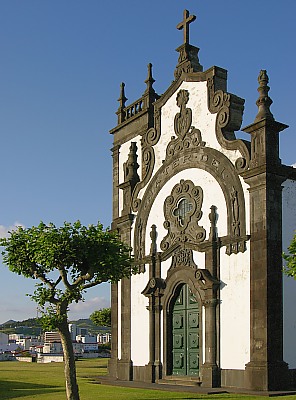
[90,308,111,327]
[283,232,296,278]
[0,221,133,328]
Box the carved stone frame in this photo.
[134,145,248,263]
[161,261,220,386]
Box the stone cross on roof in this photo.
[176,9,196,45]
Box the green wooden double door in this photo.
[172,284,200,376]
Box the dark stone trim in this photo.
[111,145,120,221]
[221,369,245,388]
[154,66,226,111]
[108,282,118,378]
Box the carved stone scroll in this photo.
[207,76,250,173]
[132,126,161,212]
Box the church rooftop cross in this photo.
[176,9,196,45]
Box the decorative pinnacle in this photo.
[144,63,155,93]
[118,82,127,109]
[254,70,274,122]
[176,9,196,45]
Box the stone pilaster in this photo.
[242,70,289,390]
[114,214,134,381]
[142,248,165,382]
[202,297,220,388]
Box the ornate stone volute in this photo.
[207,69,250,173]
[195,269,220,292]
[174,9,203,80]
[119,142,140,215]
[142,277,166,297]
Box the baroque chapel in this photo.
[108,10,296,391]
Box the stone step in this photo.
[158,376,202,387]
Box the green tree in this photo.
[90,308,111,327]
[0,221,133,400]
[283,232,296,278]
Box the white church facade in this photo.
[108,10,296,391]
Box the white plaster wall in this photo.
[155,81,245,173]
[282,179,296,368]
[117,280,121,359]
[118,78,252,370]
[219,249,250,369]
[130,271,149,366]
[202,306,206,364]
[241,178,251,236]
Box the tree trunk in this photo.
[58,318,80,400]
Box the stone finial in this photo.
[143,63,159,108]
[144,63,155,93]
[116,82,128,124]
[209,205,218,241]
[123,142,140,185]
[118,82,127,109]
[254,70,274,122]
[150,224,157,256]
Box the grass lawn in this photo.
[0,358,295,400]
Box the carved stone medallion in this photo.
[160,179,206,251]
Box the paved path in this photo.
[92,376,296,397]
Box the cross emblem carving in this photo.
[176,9,196,45]
[173,198,193,227]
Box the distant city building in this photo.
[44,331,61,343]
[0,332,18,353]
[9,333,24,341]
[43,341,63,354]
[68,323,77,341]
[97,332,111,344]
[76,334,96,344]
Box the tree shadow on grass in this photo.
[0,380,64,399]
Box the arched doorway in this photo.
[170,283,200,376]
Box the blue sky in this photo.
[0,1,295,324]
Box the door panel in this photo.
[172,284,200,376]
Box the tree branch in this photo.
[58,267,73,290]
[82,279,104,290]
[33,270,55,290]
